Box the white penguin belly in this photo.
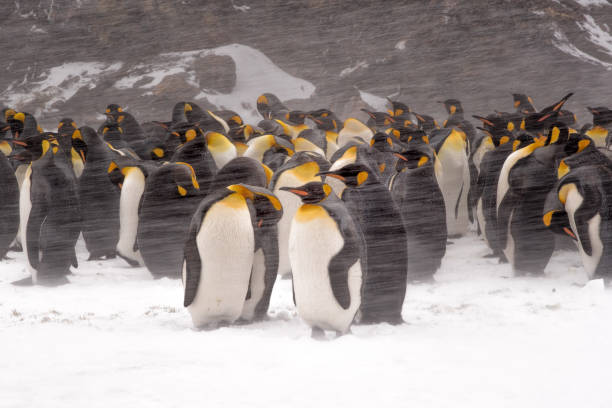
[211,147,237,170]
[437,138,469,236]
[188,202,255,327]
[240,248,266,321]
[13,164,28,247]
[274,172,321,276]
[289,214,362,333]
[566,189,602,279]
[116,169,145,265]
[476,197,487,242]
[503,209,515,269]
[19,166,35,280]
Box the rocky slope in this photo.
[2,0,611,128]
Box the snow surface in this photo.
[574,0,611,7]
[2,233,612,407]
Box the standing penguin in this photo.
[545,166,612,280]
[430,128,471,237]
[239,185,283,322]
[138,162,201,278]
[183,185,261,328]
[15,135,80,285]
[319,163,407,324]
[391,143,447,281]
[282,182,364,338]
[78,127,120,260]
[110,158,160,266]
[270,152,330,277]
[0,143,19,259]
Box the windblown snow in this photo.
[2,233,611,408]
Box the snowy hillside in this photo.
[2,234,611,407]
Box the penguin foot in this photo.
[483,253,499,259]
[311,327,327,340]
[37,276,71,287]
[446,241,454,245]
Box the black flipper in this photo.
[574,184,601,257]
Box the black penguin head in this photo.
[386,98,410,117]
[361,109,394,129]
[257,119,285,136]
[512,93,537,114]
[587,106,612,127]
[317,163,373,188]
[394,148,432,172]
[57,118,77,137]
[280,182,333,204]
[104,104,123,121]
[3,108,16,122]
[170,162,200,197]
[412,112,438,133]
[256,93,287,120]
[564,132,593,157]
[101,122,124,146]
[512,133,535,151]
[12,134,53,161]
[284,111,307,125]
[557,110,576,127]
[545,122,570,146]
[228,184,283,227]
[438,99,463,115]
[307,111,339,132]
[228,124,256,143]
[523,110,559,138]
[370,132,394,152]
[80,126,102,146]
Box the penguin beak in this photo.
[360,109,377,120]
[316,171,345,181]
[279,186,309,197]
[12,140,27,147]
[394,153,408,161]
[307,115,323,125]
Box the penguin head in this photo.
[523,111,559,140]
[57,118,77,137]
[564,132,593,157]
[101,122,124,145]
[104,104,123,121]
[393,148,432,172]
[512,133,535,151]
[317,163,373,188]
[228,124,256,144]
[79,126,102,146]
[393,128,429,145]
[229,184,283,227]
[257,119,285,136]
[370,132,394,152]
[512,93,537,114]
[540,93,573,115]
[438,99,463,115]
[257,93,287,120]
[12,134,53,161]
[412,112,438,134]
[171,162,200,197]
[557,110,576,127]
[587,106,612,127]
[280,182,333,204]
[386,98,410,117]
[284,111,307,125]
[361,109,394,129]
[2,108,16,123]
[308,109,340,132]
[544,122,570,146]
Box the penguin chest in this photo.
[289,207,362,332]
[274,171,321,276]
[116,169,146,265]
[566,189,603,278]
[19,166,35,275]
[188,197,255,326]
[437,135,470,234]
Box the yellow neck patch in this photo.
[558,183,576,205]
[418,156,429,167]
[295,204,327,222]
[557,160,569,179]
[288,161,320,183]
[357,171,369,186]
[221,192,248,209]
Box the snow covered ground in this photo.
[2,233,611,408]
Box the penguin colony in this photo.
[1,92,611,338]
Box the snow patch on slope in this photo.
[0,62,123,115]
[552,13,612,70]
[114,44,315,123]
[573,0,611,7]
[578,15,612,57]
[359,90,389,112]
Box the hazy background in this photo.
[2,0,611,128]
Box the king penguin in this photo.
[270,151,330,277]
[0,141,19,259]
[183,184,262,328]
[138,162,202,278]
[319,162,407,324]
[78,126,120,260]
[281,182,363,338]
[16,135,80,285]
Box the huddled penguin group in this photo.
[1,91,611,338]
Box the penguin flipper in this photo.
[328,227,361,310]
[183,226,201,308]
[26,199,48,272]
[496,191,519,251]
[574,184,601,257]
